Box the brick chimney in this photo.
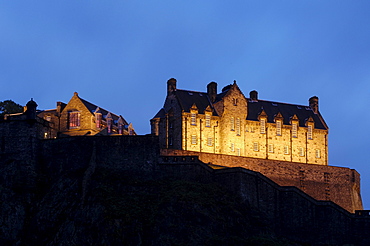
[309,96,319,114]
[167,78,177,95]
[207,82,217,103]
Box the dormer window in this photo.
[307,125,313,140]
[95,113,102,129]
[205,114,211,127]
[292,123,297,138]
[260,118,266,134]
[191,113,196,125]
[69,111,80,129]
[276,121,282,136]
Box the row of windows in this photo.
[191,135,213,146]
[191,113,211,127]
[250,143,321,158]
[68,112,124,134]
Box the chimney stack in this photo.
[167,78,177,95]
[250,90,258,101]
[207,82,217,103]
[309,96,319,114]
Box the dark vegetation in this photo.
[0,100,23,116]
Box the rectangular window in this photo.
[315,149,321,158]
[276,121,282,136]
[308,125,313,140]
[237,148,241,156]
[245,125,249,132]
[284,146,289,155]
[205,114,211,127]
[191,135,197,145]
[268,144,274,153]
[253,142,259,151]
[69,112,80,129]
[96,113,102,128]
[292,123,297,138]
[236,118,241,135]
[231,143,235,152]
[230,117,235,131]
[207,137,212,146]
[299,147,305,157]
[191,113,196,125]
[260,119,266,134]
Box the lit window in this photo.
[308,125,313,140]
[44,132,48,139]
[191,135,197,145]
[292,123,297,138]
[253,142,259,152]
[231,143,235,152]
[107,118,112,133]
[69,112,80,129]
[268,144,274,153]
[230,117,235,131]
[284,146,289,155]
[191,113,196,125]
[276,121,282,136]
[207,137,212,146]
[95,113,102,128]
[45,116,51,121]
[299,147,305,157]
[260,118,266,134]
[236,118,241,135]
[315,149,321,158]
[205,114,211,127]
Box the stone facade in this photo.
[161,149,363,213]
[37,92,136,137]
[151,79,328,165]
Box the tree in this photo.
[0,100,23,116]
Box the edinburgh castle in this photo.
[1,79,370,245]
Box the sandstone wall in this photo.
[161,149,362,213]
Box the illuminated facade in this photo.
[151,78,328,165]
[38,92,136,137]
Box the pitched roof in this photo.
[174,89,217,115]
[79,97,128,125]
[246,99,328,129]
[169,85,327,130]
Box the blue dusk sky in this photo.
[1,1,370,209]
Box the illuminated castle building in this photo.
[152,78,363,212]
[151,78,327,165]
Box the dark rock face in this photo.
[1,135,370,245]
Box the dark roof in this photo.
[175,89,216,115]
[79,97,127,124]
[153,108,166,118]
[246,99,328,129]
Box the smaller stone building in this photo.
[37,92,136,138]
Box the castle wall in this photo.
[161,149,362,213]
[158,156,370,245]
